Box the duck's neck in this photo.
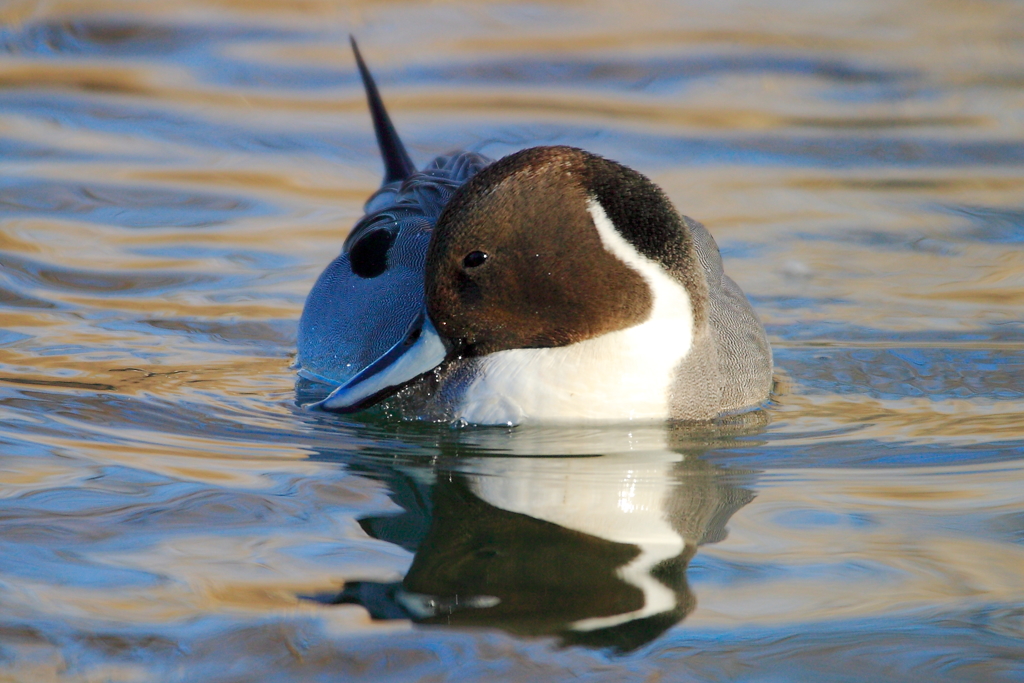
[454,203,696,426]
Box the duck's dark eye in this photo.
[349,228,396,278]
[463,251,489,268]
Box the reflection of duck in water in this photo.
[319,447,753,652]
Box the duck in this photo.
[296,39,773,425]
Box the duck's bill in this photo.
[312,310,448,413]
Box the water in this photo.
[1,0,1023,680]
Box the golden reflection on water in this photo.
[775,393,1024,445]
[696,460,1024,626]
[133,169,374,202]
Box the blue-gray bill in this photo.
[314,311,448,413]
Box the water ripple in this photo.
[0,178,273,228]
[0,1,1022,680]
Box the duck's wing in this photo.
[681,216,773,415]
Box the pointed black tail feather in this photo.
[350,36,417,185]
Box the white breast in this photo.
[453,199,694,425]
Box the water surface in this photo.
[1,0,1023,681]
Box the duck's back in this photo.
[669,216,773,420]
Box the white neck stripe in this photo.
[586,198,693,332]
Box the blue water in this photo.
[1,1,1023,681]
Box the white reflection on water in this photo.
[333,447,744,651]
[0,0,1023,680]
